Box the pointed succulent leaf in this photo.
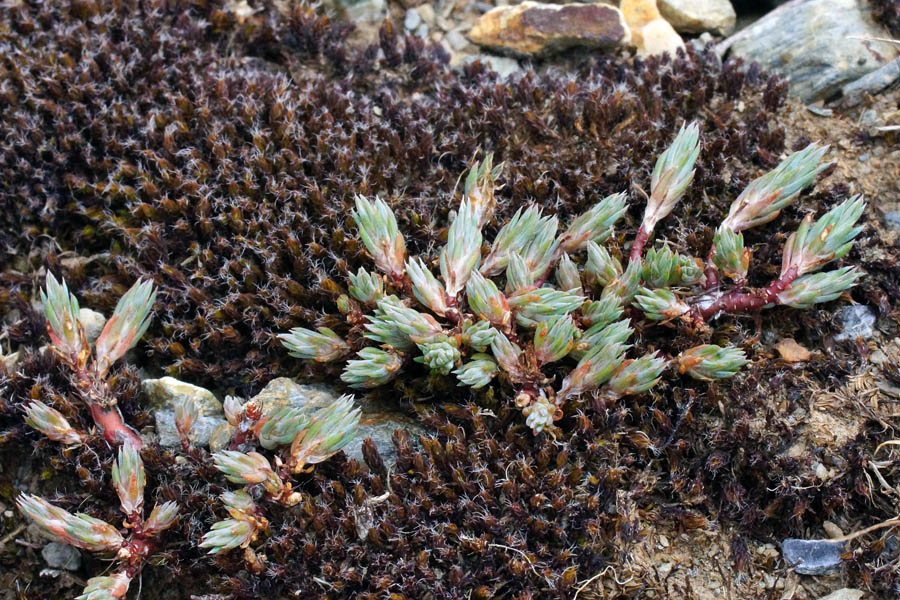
[40,273,86,363]
[555,253,582,294]
[644,122,700,232]
[776,267,861,309]
[558,192,628,253]
[571,319,633,360]
[781,195,866,277]
[558,341,628,399]
[440,200,483,297]
[504,252,534,295]
[522,393,556,434]
[522,213,559,275]
[713,227,750,280]
[76,572,132,600]
[367,297,444,347]
[221,490,258,520]
[606,352,667,398]
[461,320,497,352]
[17,493,124,553]
[212,451,283,496]
[174,395,199,444]
[94,278,156,374]
[223,395,244,427]
[341,347,403,388]
[453,354,498,388]
[406,257,449,316]
[533,315,579,365]
[634,288,690,321]
[143,501,179,537]
[490,330,526,380]
[508,287,585,327]
[348,267,385,305]
[676,345,748,381]
[351,195,406,279]
[584,241,622,288]
[279,326,350,362]
[642,246,678,288]
[24,400,83,445]
[112,444,145,518]
[415,338,461,375]
[465,153,501,227]
[721,143,830,232]
[481,205,541,276]
[199,518,259,554]
[466,271,511,329]
[258,407,311,450]
[580,296,624,329]
[676,254,705,286]
[601,259,642,305]
[290,395,360,469]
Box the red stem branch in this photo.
[698,267,797,320]
[630,224,651,262]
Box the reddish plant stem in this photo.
[703,247,719,290]
[698,267,797,320]
[87,401,143,448]
[630,224,651,262]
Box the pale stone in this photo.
[658,0,736,35]
[142,376,224,448]
[77,308,106,344]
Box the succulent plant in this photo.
[17,445,178,600]
[280,129,865,435]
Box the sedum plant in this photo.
[281,136,864,434]
[17,445,178,600]
[34,274,156,448]
[200,394,361,554]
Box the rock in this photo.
[210,378,344,451]
[445,29,471,52]
[208,378,429,467]
[468,1,630,58]
[41,542,81,571]
[816,590,864,600]
[884,211,900,232]
[455,54,523,78]
[775,338,812,363]
[620,0,685,57]
[142,377,224,448]
[416,3,435,26]
[823,521,844,539]
[834,305,876,342]
[782,538,845,575]
[323,0,385,24]
[720,0,900,102]
[658,0,736,35]
[842,57,900,107]
[342,411,430,467]
[77,308,106,344]
[404,7,421,31]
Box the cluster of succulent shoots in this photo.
[16,273,362,596]
[17,444,179,599]
[199,394,360,556]
[281,125,865,434]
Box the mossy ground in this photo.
[1,2,900,599]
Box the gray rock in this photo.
[841,58,900,108]
[884,211,900,232]
[445,30,471,52]
[77,308,107,344]
[834,305,876,342]
[720,0,899,102]
[404,7,421,31]
[41,542,81,571]
[658,0,736,35]
[324,0,385,24]
[342,412,430,467]
[816,590,863,600]
[782,538,845,575]
[142,377,224,448]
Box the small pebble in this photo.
[823,521,844,539]
[858,153,869,162]
[814,462,829,480]
[445,30,469,52]
[417,3,435,25]
[404,8,421,31]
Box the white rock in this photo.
[658,0,736,35]
[77,308,107,344]
[816,590,863,600]
[404,7,421,31]
[834,305,876,342]
[142,377,224,448]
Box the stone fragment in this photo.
[323,0,386,24]
[841,57,900,108]
[782,538,844,575]
[142,377,224,448]
[620,0,685,57]
[816,590,863,600]
[468,1,630,57]
[720,0,899,102]
[823,521,844,539]
[77,308,106,344]
[404,7,421,31]
[775,338,812,363]
[41,542,81,571]
[658,0,736,35]
[454,54,523,78]
[834,305,876,342]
